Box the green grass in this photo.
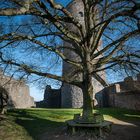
[0,108,140,140]
[96,108,140,121]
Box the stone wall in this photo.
[0,72,35,108]
[96,74,140,110]
[61,0,105,108]
[61,0,84,108]
[109,91,140,110]
[36,85,61,108]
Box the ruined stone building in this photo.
[36,85,61,108]
[37,73,140,110]
[61,0,105,108]
[37,0,105,108]
[36,1,140,110]
[0,71,35,108]
[95,74,140,111]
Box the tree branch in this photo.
[93,73,109,87]
[92,30,140,60]
[0,52,82,87]
[0,33,83,69]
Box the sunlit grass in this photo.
[0,108,139,140]
[124,114,140,118]
[0,119,33,140]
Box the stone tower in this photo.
[61,0,105,108]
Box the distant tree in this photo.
[0,0,140,121]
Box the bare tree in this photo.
[0,0,140,122]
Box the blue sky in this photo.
[30,86,44,101]
[0,0,72,101]
[0,0,140,101]
[29,0,72,101]
[56,0,71,6]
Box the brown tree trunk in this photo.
[0,91,8,115]
[81,74,94,121]
[0,93,3,114]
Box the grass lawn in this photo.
[0,108,140,140]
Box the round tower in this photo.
[61,0,105,108]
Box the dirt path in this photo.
[40,119,140,140]
[106,118,140,140]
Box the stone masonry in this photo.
[61,0,105,108]
[61,0,84,108]
[0,71,35,108]
[36,85,61,108]
[37,0,105,109]
[96,73,140,110]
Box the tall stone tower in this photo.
[61,0,105,108]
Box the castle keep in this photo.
[61,0,105,108]
[37,0,140,110]
[37,0,105,108]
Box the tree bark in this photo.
[81,74,94,121]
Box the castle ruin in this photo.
[36,1,140,111]
[37,0,105,108]
[96,74,140,110]
[37,73,140,111]
[36,85,61,108]
[0,71,35,108]
[61,0,105,108]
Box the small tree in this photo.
[0,0,140,121]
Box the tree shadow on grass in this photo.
[8,110,65,140]
[96,108,140,122]
[7,108,140,140]
[96,108,140,140]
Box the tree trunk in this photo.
[81,74,94,121]
[0,93,4,114]
[0,92,8,115]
